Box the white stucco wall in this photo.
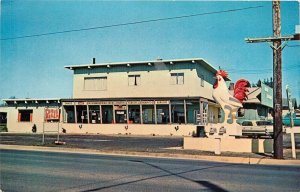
[5,106,60,133]
[61,123,196,136]
[73,69,214,100]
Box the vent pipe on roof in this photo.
[93,58,96,64]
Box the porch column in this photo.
[126,101,129,124]
[99,105,103,124]
[87,105,90,124]
[140,103,143,124]
[154,100,157,124]
[169,102,172,124]
[74,104,77,123]
[61,105,65,123]
[112,105,116,124]
[199,99,203,125]
[184,99,187,124]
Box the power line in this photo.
[287,45,300,47]
[1,5,263,41]
[227,65,299,74]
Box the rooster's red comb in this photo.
[216,70,228,78]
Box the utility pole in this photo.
[245,0,299,159]
[272,0,283,159]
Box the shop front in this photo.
[61,98,218,126]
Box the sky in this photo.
[1,0,299,104]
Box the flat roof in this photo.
[3,98,61,104]
[65,57,232,80]
[64,57,218,72]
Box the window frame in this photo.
[170,73,184,85]
[84,76,107,91]
[18,109,33,122]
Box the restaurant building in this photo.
[2,58,225,136]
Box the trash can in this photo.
[196,126,206,137]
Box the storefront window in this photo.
[114,105,127,124]
[142,105,154,124]
[102,105,113,124]
[76,105,88,124]
[156,105,169,124]
[171,101,185,124]
[186,101,199,124]
[128,105,140,124]
[89,105,101,124]
[64,106,75,123]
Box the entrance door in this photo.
[115,110,127,123]
[198,99,208,125]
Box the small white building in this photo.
[1,58,226,136]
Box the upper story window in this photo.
[170,73,184,85]
[18,110,33,122]
[84,77,107,91]
[128,75,141,86]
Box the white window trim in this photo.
[170,73,184,85]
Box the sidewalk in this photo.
[1,133,299,166]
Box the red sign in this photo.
[45,108,60,120]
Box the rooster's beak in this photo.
[213,77,217,79]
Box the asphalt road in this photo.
[1,149,299,192]
[1,133,300,158]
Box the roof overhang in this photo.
[64,58,231,81]
[65,58,209,69]
[3,98,61,105]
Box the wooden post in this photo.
[273,0,283,159]
[245,0,299,159]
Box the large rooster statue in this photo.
[212,70,250,124]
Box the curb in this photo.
[1,144,299,166]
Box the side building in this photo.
[236,83,273,123]
[2,58,226,136]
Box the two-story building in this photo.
[1,58,226,136]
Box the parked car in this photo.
[241,120,273,138]
[283,112,300,126]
